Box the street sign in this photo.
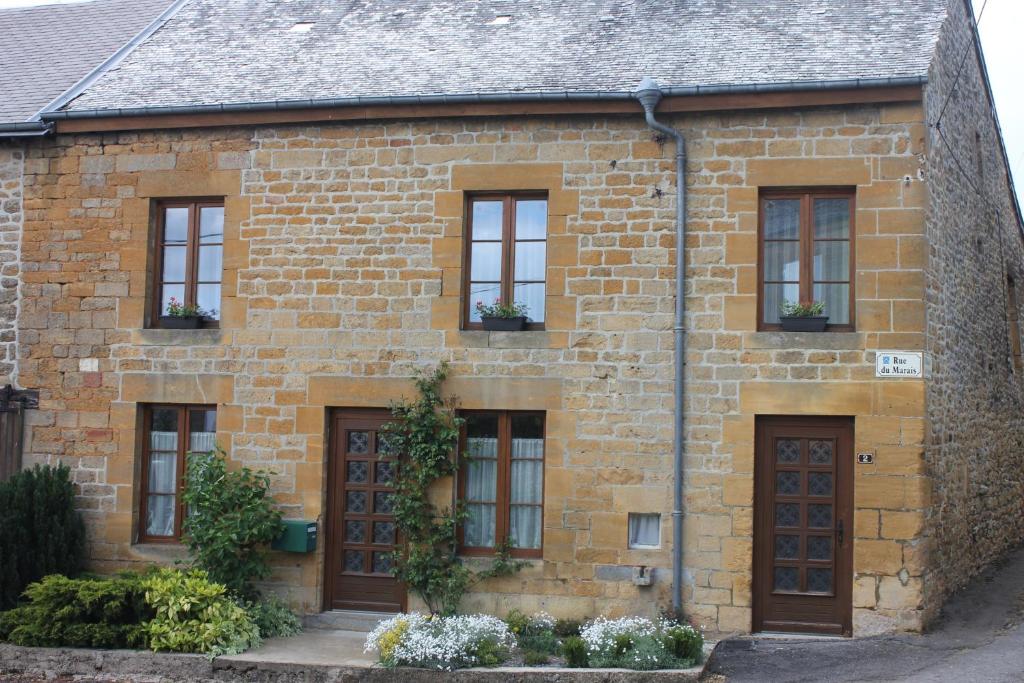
[875,351,923,378]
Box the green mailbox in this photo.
[272,520,318,553]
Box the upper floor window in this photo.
[459,411,544,558]
[1008,276,1022,372]
[154,200,224,327]
[465,194,547,329]
[759,190,855,330]
[140,404,216,542]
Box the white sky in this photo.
[0,0,1021,202]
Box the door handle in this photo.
[836,519,844,546]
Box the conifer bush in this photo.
[0,464,86,609]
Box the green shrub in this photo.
[181,446,283,598]
[246,595,302,639]
[553,618,582,637]
[664,624,703,663]
[523,649,549,666]
[473,635,509,667]
[0,465,86,609]
[562,635,588,668]
[143,568,260,657]
[504,608,530,635]
[0,573,150,648]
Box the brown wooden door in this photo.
[753,416,853,636]
[325,410,404,612]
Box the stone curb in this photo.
[0,644,705,682]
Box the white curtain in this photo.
[189,430,216,453]
[464,437,497,547]
[510,438,543,549]
[146,496,175,537]
[628,514,661,548]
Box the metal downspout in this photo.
[634,77,687,619]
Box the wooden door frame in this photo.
[752,415,854,636]
[323,407,407,612]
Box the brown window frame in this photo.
[758,188,856,332]
[463,192,547,331]
[138,403,216,543]
[1008,275,1023,372]
[151,198,224,329]
[457,410,545,559]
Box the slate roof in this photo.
[62,0,948,114]
[0,0,175,124]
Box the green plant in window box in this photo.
[160,297,215,330]
[779,300,829,332]
[475,298,529,331]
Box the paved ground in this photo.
[705,545,1024,682]
[221,627,374,666]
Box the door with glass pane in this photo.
[753,417,853,636]
[325,410,404,612]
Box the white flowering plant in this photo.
[365,613,514,670]
[580,616,703,670]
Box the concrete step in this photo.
[303,610,395,632]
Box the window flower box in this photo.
[159,315,204,329]
[779,315,829,333]
[480,316,527,332]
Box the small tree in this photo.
[381,363,522,615]
[0,464,86,609]
[181,447,283,598]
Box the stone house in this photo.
[0,0,177,479]
[2,0,1022,637]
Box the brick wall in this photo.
[19,103,936,634]
[0,145,22,385]
[920,0,1024,621]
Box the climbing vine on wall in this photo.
[381,362,523,615]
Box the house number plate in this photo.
[857,452,874,464]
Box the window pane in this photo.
[189,408,217,453]
[628,513,661,548]
[151,407,179,433]
[512,282,545,322]
[163,207,188,243]
[813,241,849,281]
[763,283,799,324]
[196,284,221,319]
[146,496,176,537]
[466,458,497,500]
[511,413,544,441]
[147,451,177,494]
[814,198,850,238]
[464,503,496,547]
[162,246,187,282]
[199,206,224,244]
[198,245,223,282]
[470,242,502,281]
[514,199,547,240]
[510,460,542,503]
[471,201,503,240]
[509,506,541,549]
[763,199,800,240]
[160,284,185,317]
[763,241,800,282]
[513,241,546,281]
[813,283,850,324]
[469,282,501,322]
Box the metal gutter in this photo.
[634,77,688,620]
[30,0,192,122]
[0,121,51,137]
[41,75,927,121]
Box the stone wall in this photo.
[920,0,1024,621]
[19,101,932,634]
[0,144,23,385]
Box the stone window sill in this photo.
[452,330,561,349]
[744,331,864,350]
[132,329,225,346]
[130,542,188,563]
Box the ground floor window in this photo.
[139,404,216,542]
[459,411,544,557]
